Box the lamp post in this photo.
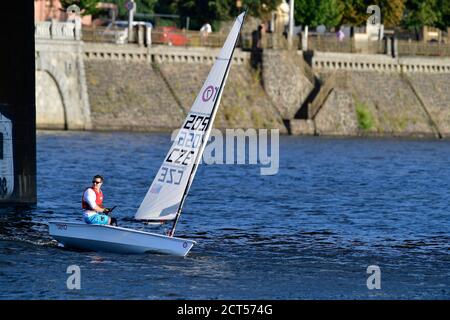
[126,0,136,43]
[288,0,294,45]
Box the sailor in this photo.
[82,175,117,226]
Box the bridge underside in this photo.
[0,2,36,204]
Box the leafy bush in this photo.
[355,102,374,130]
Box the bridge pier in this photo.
[0,2,36,204]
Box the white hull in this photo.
[48,221,196,256]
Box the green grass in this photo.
[355,102,374,131]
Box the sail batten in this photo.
[135,12,246,221]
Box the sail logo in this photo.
[202,85,219,102]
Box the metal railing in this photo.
[397,40,450,57]
[82,26,119,43]
[306,36,386,54]
[80,26,450,57]
[151,29,228,47]
[82,26,231,47]
[81,27,299,50]
[148,30,297,49]
[239,32,300,50]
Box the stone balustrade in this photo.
[35,20,81,41]
[83,43,250,65]
[311,51,450,73]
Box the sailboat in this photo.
[48,12,246,257]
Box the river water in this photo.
[1,131,449,299]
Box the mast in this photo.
[169,12,246,237]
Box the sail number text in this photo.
[158,167,184,185]
[176,131,202,149]
[166,148,195,166]
[159,148,192,183]
[183,114,210,131]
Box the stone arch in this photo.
[35,57,69,129]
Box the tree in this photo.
[167,0,234,30]
[294,0,343,28]
[110,0,158,19]
[402,0,439,35]
[340,0,366,26]
[154,0,176,15]
[436,0,450,30]
[137,0,159,14]
[244,0,282,19]
[60,0,101,16]
[171,0,232,21]
[378,0,405,27]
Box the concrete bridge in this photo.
[35,21,91,130]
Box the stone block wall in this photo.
[313,71,438,137]
[84,46,286,132]
[307,52,450,137]
[159,62,286,131]
[37,41,450,138]
[314,89,359,136]
[406,73,450,137]
[84,60,185,131]
[262,50,314,119]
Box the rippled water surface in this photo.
[1,131,449,299]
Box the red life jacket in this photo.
[82,187,104,210]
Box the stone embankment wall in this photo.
[85,60,185,131]
[314,71,438,137]
[84,44,286,132]
[36,36,450,138]
[262,50,314,120]
[290,51,450,138]
[406,73,450,137]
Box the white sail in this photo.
[135,12,246,221]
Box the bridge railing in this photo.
[35,21,81,40]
